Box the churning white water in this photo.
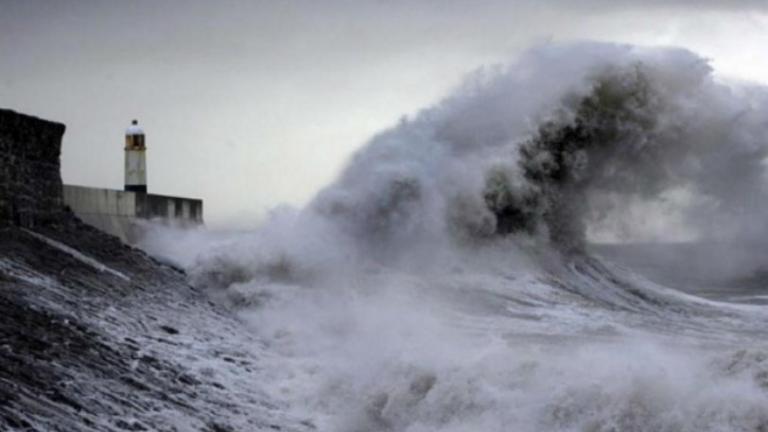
[144,42,768,431]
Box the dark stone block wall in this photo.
[0,109,66,226]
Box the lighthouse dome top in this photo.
[125,119,144,136]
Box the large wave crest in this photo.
[142,42,768,431]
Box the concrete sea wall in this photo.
[63,185,203,243]
[62,185,140,242]
[139,193,203,222]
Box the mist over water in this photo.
[144,42,768,431]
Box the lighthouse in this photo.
[57,116,202,243]
[124,119,147,193]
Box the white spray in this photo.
[144,42,768,431]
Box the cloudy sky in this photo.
[2,0,767,227]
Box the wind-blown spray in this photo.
[144,42,768,431]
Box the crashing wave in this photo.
[143,41,768,431]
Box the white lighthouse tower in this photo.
[124,119,147,193]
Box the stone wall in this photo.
[0,109,66,226]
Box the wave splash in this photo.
[146,42,768,431]
[313,43,768,254]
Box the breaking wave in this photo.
[145,42,768,431]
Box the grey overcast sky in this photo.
[2,0,767,227]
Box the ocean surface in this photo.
[143,41,768,431]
